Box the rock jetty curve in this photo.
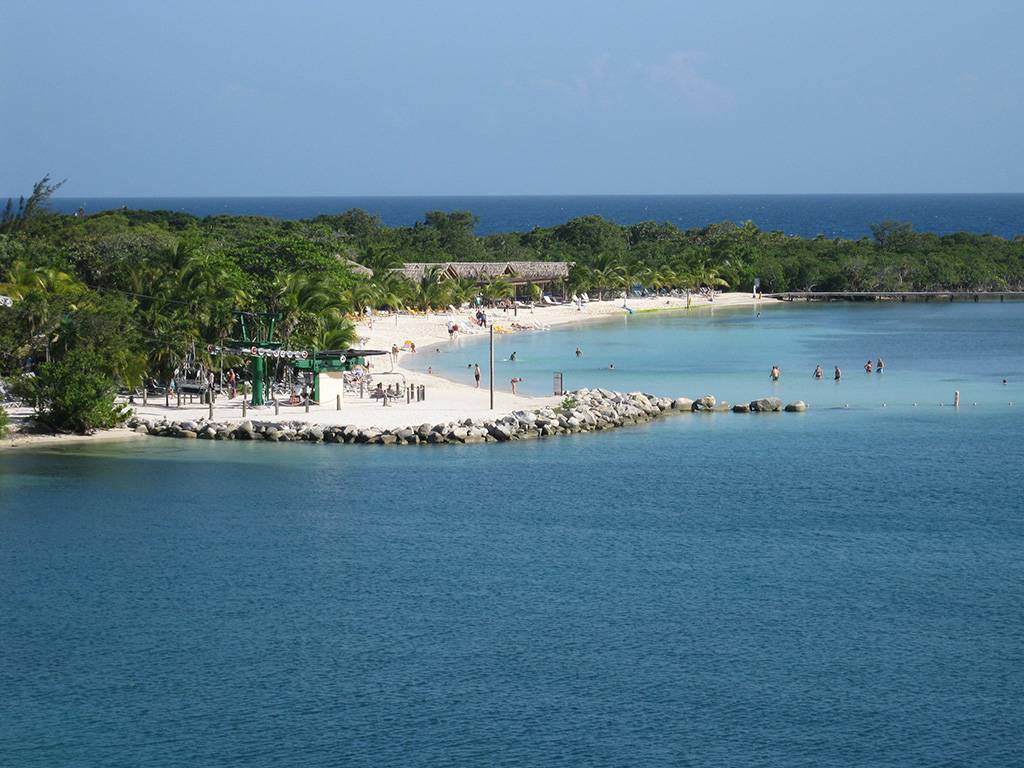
[128,389,808,446]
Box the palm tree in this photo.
[447,276,480,308]
[0,260,83,362]
[409,266,451,311]
[695,263,730,292]
[481,276,513,305]
[296,308,357,351]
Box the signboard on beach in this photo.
[553,371,564,395]
[0,295,13,307]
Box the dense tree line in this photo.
[2,176,1022,431]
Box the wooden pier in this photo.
[765,291,1024,303]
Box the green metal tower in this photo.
[228,311,281,406]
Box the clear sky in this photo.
[3,0,1022,196]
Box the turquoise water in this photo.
[2,305,1024,767]
[408,302,1024,409]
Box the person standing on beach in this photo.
[391,344,399,362]
[510,377,522,394]
[474,363,481,388]
[227,368,237,399]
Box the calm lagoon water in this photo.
[2,304,1024,767]
[408,301,1024,409]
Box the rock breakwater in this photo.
[128,389,808,446]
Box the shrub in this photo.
[13,349,128,434]
[0,405,8,437]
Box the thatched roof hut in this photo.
[397,261,570,286]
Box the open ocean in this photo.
[2,303,1023,767]
[48,194,1024,238]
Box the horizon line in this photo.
[39,191,1024,200]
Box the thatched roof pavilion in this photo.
[397,261,570,286]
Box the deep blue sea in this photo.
[48,194,1024,238]
[2,304,1023,767]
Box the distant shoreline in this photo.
[41,193,1024,239]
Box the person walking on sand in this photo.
[834,366,842,380]
[510,376,522,394]
[814,365,823,379]
[474,363,481,388]
[391,344,399,362]
[227,368,237,399]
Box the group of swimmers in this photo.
[776,358,887,381]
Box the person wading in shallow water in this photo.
[834,366,842,380]
[575,347,582,358]
[473,363,481,388]
[813,365,823,379]
[865,359,873,373]
[770,365,781,381]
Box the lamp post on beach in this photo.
[489,325,495,410]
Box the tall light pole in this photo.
[489,324,495,410]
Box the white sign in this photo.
[0,295,13,308]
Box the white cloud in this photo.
[645,51,735,114]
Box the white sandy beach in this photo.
[3,293,774,444]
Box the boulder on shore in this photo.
[692,395,717,411]
[749,396,783,412]
[784,400,808,412]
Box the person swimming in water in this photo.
[814,365,823,379]
[510,351,517,362]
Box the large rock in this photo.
[732,403,751,413]
[692,395,716,411]
[672,397,694,411]
[487,423,513,442]
[784,400,808,412]
[749,397,783,412]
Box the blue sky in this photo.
[3,0,1022,195]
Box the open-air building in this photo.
[396,261,571,299]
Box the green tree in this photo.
[13,348,128,434]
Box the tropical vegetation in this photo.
[2,175,1023,431]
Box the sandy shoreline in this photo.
[2,293,773,448]
[0,428,146,451]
